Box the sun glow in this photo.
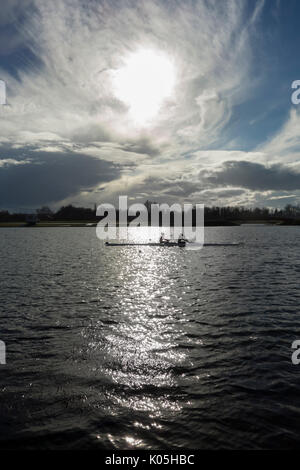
[113,49,176,125]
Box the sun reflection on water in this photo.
[78,228,197,447]
[102,245,189,391]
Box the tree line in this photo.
[0,202,300,223]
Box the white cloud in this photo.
[1,0,260,147]
[0,158,30,168]
[259,108,300,165]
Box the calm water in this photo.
[0,226,300,449]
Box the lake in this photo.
[0,225,300,449]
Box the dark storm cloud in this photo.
[0,146,120,207]
[205,161,300,191]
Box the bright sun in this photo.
[113,49,176,125]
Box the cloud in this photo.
[0,0,35,56]
[259,109,300,164]
[1,0,262,148]
[200,188,245,198]
[0,145,120,208]
[0,0,33,26]
[204,160,300,191]
[0,158,30,168]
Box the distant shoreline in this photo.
[1,219,300,228]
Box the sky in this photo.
[1,0,300,211]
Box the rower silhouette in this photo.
[159,232,169,244]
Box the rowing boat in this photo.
[105,241,186,247]
[105,241,242,247]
